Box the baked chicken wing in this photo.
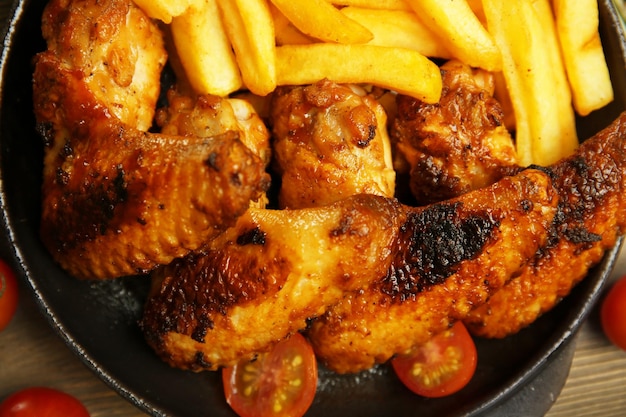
[391,60,519,206]
[34,0,269,279]
[465,112,626,337]
[140,168,557,371]
[270,80,396,208]
[40,0,166,132]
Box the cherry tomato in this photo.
[0,387,90,417]
[601,274,626,351]
[222,332,318,417]
[391,321,477,398]
[0,259,18,331]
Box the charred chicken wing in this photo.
[307,169,557,373]
[140,167,558,371]
[391,60,519,206]
[34,0,269,279]
[465,112,626,337]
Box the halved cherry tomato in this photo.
[0,387,90,417]
[601,274,626,351]
[391,321,477,398]
[0,259,19,332]
[222,332,318,417]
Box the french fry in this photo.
[553,0,614,116]
[483,0,578,166]
[132,0,194,23]
[405,0,502,71]
[276,44,442,103]
[328,0,410,10]
[171,0,242,96]
[466,0,486,24]
[340,7,452,59]
[269,0,373,44]
[217,0,277,96]
[269,3,315,45]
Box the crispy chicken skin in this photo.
[140,169,557,371]
[40,0,166,132]
[140,195,403,370]
[307,169,557,373]
[156,89,271,166]
[391,60,518,206]
[465,112,626,337]
[270,80,396,208]
[33,0,269,279]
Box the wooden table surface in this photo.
[1,0,626,416]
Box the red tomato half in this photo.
[601,274,626,351]
[391,321,477,398]
[0,387,90,417]
[0,259,19,331]
[222,332,318,417]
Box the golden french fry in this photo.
[269,3,315,45]
[466,0,486,23]
[171,0,242,96]
[483,0,578,166]
[340,7,452,59]
[329,0,410,10]
[132,0,194,23]
[276,44,442,103]
[217,0,277,96]
[269,0,373,44]
[553,0,614,116]
[405,0,501,71]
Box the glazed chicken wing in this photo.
[465,112,626,337]
[391,60,519,205]
[140,168,557,371]
[34,0,269,279]
[40,0,166,132]
[307,169,557,373]
[140,195,402,370]
[270,80,396,208]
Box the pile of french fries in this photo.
[132,0,614,167]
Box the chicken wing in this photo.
[307,169,557,373]
[40,0,166,132]
[140,168,557,371]
[270,80,395,208]
[391,60,519,206]
[140,194,404,371]
[156,89,271,166]
[464,112,626,337]
[34,0,270,279]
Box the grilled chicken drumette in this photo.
[270,80,395,208]
[391,60,519,206]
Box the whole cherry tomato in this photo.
[0,387,90,417]
[0,259,18,331]
[601,274,626,351]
